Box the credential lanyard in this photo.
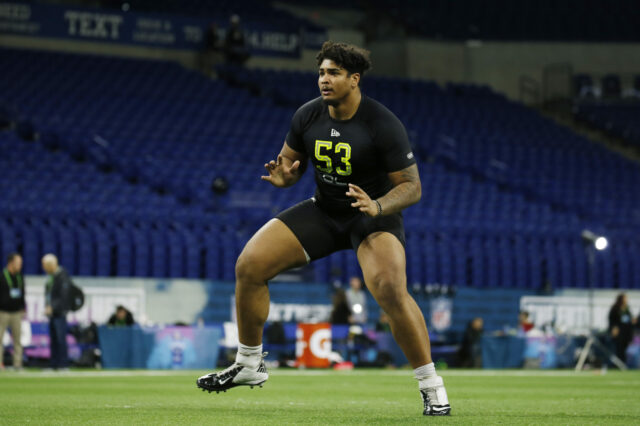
[3,268,22,289]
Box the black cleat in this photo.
[197,353,268,393]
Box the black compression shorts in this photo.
[275,198,406,261]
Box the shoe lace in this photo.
[422,386,443,407]
[215,352,269,379]
[420,389,431,409]
[213,363,243,381]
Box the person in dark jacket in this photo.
[609,293,635,364]
[223,14,250,65]
[200,22,220,77]
[457,317,484,368]
[330,288,352,324]
[107,305,135,327]
[42,254,72,370]
[0,253,26,369]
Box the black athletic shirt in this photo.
[286,95,416,215]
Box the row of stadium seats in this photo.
[6,206,637,289]
[285,0,640,41]
[2,165,638,289]
[1,47,639,289]
[574,102,640,148]
[573,74,640,99]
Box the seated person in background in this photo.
[375,310,391,333]
[518,310,534,333]
[107,305,134,327]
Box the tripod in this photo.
[574,233,627,371]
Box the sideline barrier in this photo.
[98,325,221,369]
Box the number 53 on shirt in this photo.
[314,140,352,176]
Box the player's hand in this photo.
[346,183,379,217]
[261,154,301,187]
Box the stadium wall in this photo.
[22,274,638,336]
[21,275,534,336]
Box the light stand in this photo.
[575,230,627,371]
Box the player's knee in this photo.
[369,272,408,309]
[235,250,265,284]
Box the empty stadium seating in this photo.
[575,102,640,148]
[285,0,640,42]
[1,47,639,291]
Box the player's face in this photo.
[318,59,358,106]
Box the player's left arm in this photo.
[347,164,421,217]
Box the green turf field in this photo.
[1,369,639,425]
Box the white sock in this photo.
[235,343,262,368]
[414,362,437,385]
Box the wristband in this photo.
[374,199,383,216]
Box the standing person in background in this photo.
[42,254,72,370]
[330,288,352,325]
[457,317,484,368]
[223,14,250,65]
[0,253,26,370]
[346,276,367,325]
[609,293,635,364]
[200,22,220,77]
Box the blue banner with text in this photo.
[0,2,318,57]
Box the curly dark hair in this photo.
[316,41,372,79]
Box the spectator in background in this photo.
[609,293,635,364]
[458,317,483,368]
[200,22,220,77]
[518,310,534,334]
[330,288,352,324]
[42,254,72,370]
[375,310,391,333]
[264,320,288,366]
[346,276,367,325]
[0,253,26,370]
[107,305,135,327]
[223,14,250,65]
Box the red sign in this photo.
[295,323,331,368]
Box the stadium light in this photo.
[581,230,608,251]
[594,237,608,250]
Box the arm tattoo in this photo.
[398,165,419,183]
[376,165,422,215]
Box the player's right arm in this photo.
[261,142,307,188]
